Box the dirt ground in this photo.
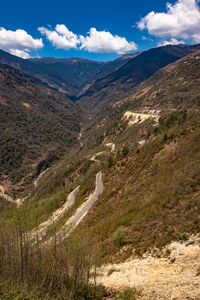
[95,235,200,300]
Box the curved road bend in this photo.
[106,143,115,153]
[0,191,15,204]
[0,191,25,206]
[90,143,116,162]
[90,151,106,162]
[44,171,103,246]
[31,185,80,241]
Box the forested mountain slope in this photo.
[78,44,200,112]
[0,64,81,185]
[0,49,141,97]
[29,57,105,94]
[78,52,143,96]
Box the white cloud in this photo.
[9,49,31,59]
[38,25,138,54]
[193,33,200,42]
[157,38,185,46]
[38,25,80,50]
[137,0,200,43]
[0,27,43,58]
[79,28,137,54]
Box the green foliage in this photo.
[74,284,106,300]
[163,133,168,141]
[107,156,115,168]
[79,160,92,174]
[0,64,81,183]
[116,150,122,161]
[116,288,138,300]
[112,227,127,247]
[35,150,61,176]
[161,111,187,130]
[0,282,39,300]
[122,146,129,158]
[95,134,104,146]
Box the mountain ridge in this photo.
[77,44,200,112]
[0,48,142,97]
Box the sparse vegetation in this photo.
[116,288,139,300]
[1,47,200,299]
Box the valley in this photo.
[0,45,200,299]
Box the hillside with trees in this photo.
[0,64,81,186]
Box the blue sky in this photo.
[0,0,200,61]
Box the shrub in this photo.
[112,227,127,247]
[122,146,129,158]
[163,133,168,141]
[107,156,114,168]
[117,288,138,300]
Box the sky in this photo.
[0,0,200,61]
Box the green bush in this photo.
[112,227,127,247]
[163,133,168,141]
[122,146,129,158]
[107,156,115,168]
[74,284,106,300]
[117,288,138,300]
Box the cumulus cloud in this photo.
[193,33,200,42]
[79,28,137,54]
[38,25,138,54]
[137,0,200,43]
[38,24,80,50]
[0,27,43,58]
[157,38,185,46]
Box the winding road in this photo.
[44,171,103,246]
[28,142,115,245]
[34,168,50,187]
[0,190,16,204]
[106,143,115,153]
[31,185,80,241]
[90,151,106,162]
[41,143,115,245]
[0,188,25,206]
[90,142,116,162]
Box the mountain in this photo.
[88,52,143,82]
[78,52,143,96]
[77,44,200,112]
[0,49,142,97]
[0,63,81,185]
[29,56,105,94]
[122,49,200,112]
[0,48,76,95]
[1,48,200,299]
[69,50,200,268]
[29,53,143,96]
